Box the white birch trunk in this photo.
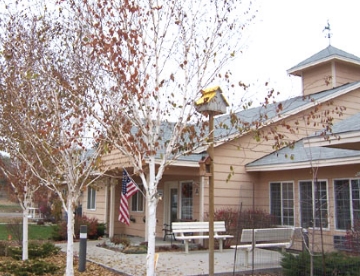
[22,207,29,261]
[146,158,157,276]
[65,196,75,276]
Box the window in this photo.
[131,185,144,212]
[299,180,328,228]
[270,182,294,226]
[180,182,193,220]
[87,187,96,210]
[334,179,360,230]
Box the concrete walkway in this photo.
[57,237,283,275]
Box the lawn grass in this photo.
[0,204,22,213]
[0,223,56,241]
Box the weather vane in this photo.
[323,20,332,45]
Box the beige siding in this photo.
[84,72,360,244]
[101,148,132,170]
[335,61,360,86]
[82,181,107,223]
[302,63,332,96]
[257,164,360,252]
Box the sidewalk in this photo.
[57,237,282,275]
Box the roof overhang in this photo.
[246,155,360,172]
[303,130,360,148]
[287,56,360,76]
[144,158,200,168]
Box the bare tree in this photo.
[0,154,46,260]
[0,4,106,275]
[60,0,257,274]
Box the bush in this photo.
[281,251,360,276]
[345,218,360,254]
[0,259,59,275]
[0,241,11,257]
[51,223,66,241]
[210,207,276,247]
[51,215,106,241]
[8,241,60,260]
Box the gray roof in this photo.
[287,45,360,75]
[213,81,360,141]
[246,112,360,169]
[246,138,360,169]
[331,112,360,134]
[169,81,360,163]
[129,75,360,165]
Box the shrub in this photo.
[281,251,360,276]
[8,241,60,260]
[209,207,276,247]
[51,215,106,241]
[111,235,130,247]
[238,208,276,230]
[97,222,106,237]
[0,241,11,257]
[0,259,59,275]
[345,218,360,254]
[51,223,67,241]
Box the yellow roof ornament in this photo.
[195,86,229,116]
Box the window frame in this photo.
[87,187,96,210]
[299,179,329,229]
[269,181,294,226]
[131,185,144,212]
[334,178,360,230]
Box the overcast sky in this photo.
[232,0,360,103]
[1,0,359,106]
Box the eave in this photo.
[246,155,360,172]
[287,56,360,76]
[303,131,360,148]
[144,158,200,168]
[212,82,360,149]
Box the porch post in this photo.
[199,176,205,222]
[108,180,116,238]
[144,172,149,241]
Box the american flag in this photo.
[118,169,139,225]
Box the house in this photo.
[82,45,360,252]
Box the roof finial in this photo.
[323,20,332,45]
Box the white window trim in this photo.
[269,181,295,227]
[298,179,329,230]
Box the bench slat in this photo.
[240,228,294,243]
[171,221,233,253]
[232,227,296,267]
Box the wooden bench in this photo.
[172,221,233,253]
[231,227,296,266]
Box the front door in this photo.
[165,181,194,225]
[169,185,178,224]
[180,181,193,221]
[164,182,179,226]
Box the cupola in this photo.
[287,45,360,96]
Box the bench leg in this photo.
[244,250,249,267]
[218,239,223,252]
[184,240,189,254]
